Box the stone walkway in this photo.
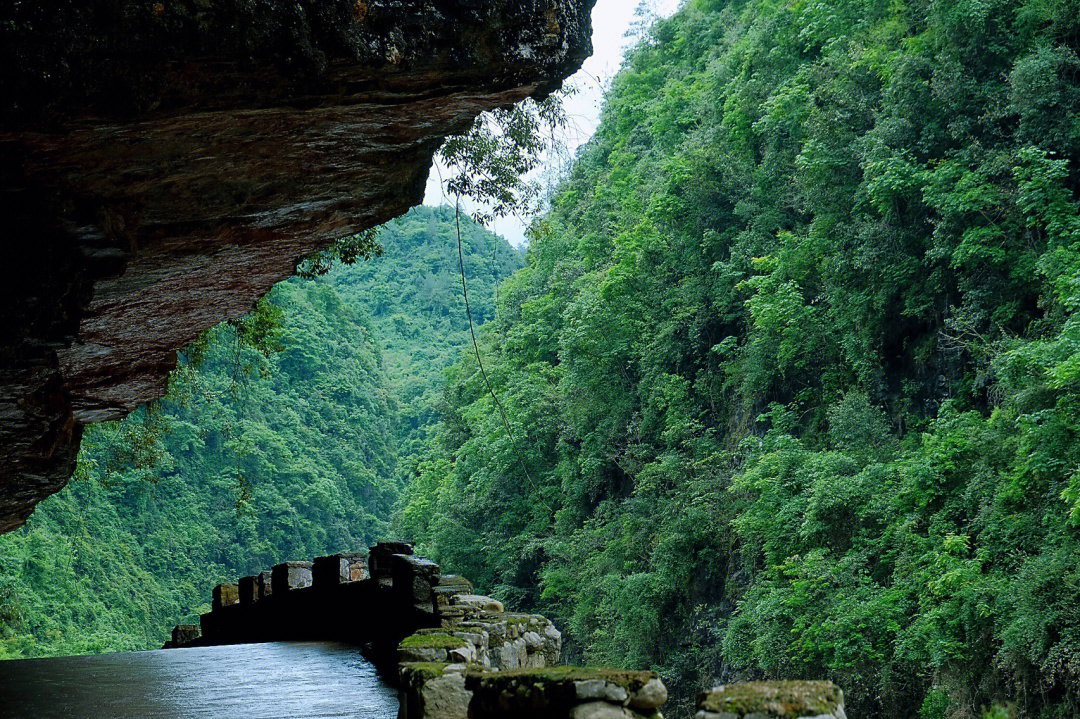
[0,641,398,719]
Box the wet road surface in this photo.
[0,641,399,718]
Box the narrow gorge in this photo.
[4,1,1080,718]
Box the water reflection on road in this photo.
[0,641,399,719]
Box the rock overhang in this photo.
[0,0,597,533]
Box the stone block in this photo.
[271,561,313,593]
[574,679,628,704]
[438,605,468,620]
[212,583,239,611]
[238,576,259,605]
[489,637,527,670]
[450,594,504,613]
[400,645,452,663]
[368,540,414,582]
[391,554,441,610]
[373,540,415,555]
[448,645,477,664]
[438,574,474,593]
[399,663,472,719]
[313,552,368,587]
[171,624,199,646]
[391,553,441,581]
[571,702,646,719]
[257,569,273,599]
[629,678,667,711]
[434,574,474,610]
[420,670,471,719]
[398,632,469,664]
[696,681,845,719]
[313,554,348,587]
[346,554,369,582]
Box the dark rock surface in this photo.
[238,576,259,606]
[212,583,240,611]
[171,624,200,646]
[0,0,595,533]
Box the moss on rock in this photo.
[491,665,658,690]
[400,661,452,682]
[399,633,469,650]
[698,681,844,717]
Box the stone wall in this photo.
[166,542,671,718]
[170,543,438,650]
[167,542,845,719]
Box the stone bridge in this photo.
[166,542,846,719]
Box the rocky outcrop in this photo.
[0,0,595,533]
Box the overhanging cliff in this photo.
[0,0,595,533]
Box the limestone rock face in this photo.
[0,0,595,534]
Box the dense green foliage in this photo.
[0,207,520,659]
[334,205,524,458]
[397,1,1080,717]
[3,2,1080,717]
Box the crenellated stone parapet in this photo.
[164,543,841,719]
[163,542,668,718]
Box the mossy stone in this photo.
[698,681,844,717]
[399,633,469,650]
[400,661,452,682]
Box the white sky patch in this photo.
[423,0,684,247]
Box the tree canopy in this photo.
[2,2,1080,718]
[395,1,1080,717]
[0,206,521,659]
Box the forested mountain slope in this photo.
[396,1,1080,718]
[334,206,525,457]
[0,207,519,658]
